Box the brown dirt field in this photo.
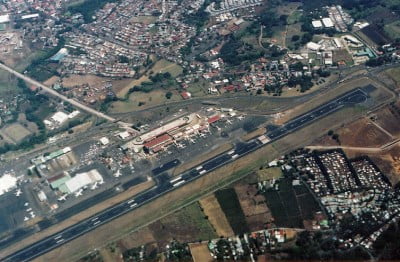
[199,194,234,238]
[369,145,400,185]
[117,227,155,251]
[43,76,60,86]
[374,104,400,137]
[241,127,266,141]
[189,242,213,262]
[323,118,392,147]
[99,247,123,262]
[173,143,233,175]
[234,183,271,231]
[2,179,155,259]
[147,203,216,250]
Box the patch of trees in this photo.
[68,0,119,23]
[220,36,263,65]
[288,75,313,92]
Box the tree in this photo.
[165,91,173,99]
[291,35,300,42]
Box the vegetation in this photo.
[215,188,249,235]
[68,0,119,23]
[220,36,264,65]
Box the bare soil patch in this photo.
[189,242,213,262]
[234,182,272,231]
[199,194,234,238]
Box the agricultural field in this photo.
[215,188,249,235]
[234,182,272,232]
[385,20,400,40]
[189,242,213,262]
[361,24,392,46]
[198,194,234,238]
[263,178,321,228]
[148,202,217,249]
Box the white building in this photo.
[322,18,334,28]
[312,20,323,29]
[0,174,17,195]
[63,169,103,194]
[51,112,69,125]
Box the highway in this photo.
[2,88,369,262]
[0,63,116,123]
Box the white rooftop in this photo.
[322,17,334,28]
[312,20,323,28]
[0,174,17,195]
[0,15,10,24]
[51,111,69,124]
[64,169,103,193]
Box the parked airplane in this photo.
[237,115,245,120]
[14,189,22,197]
[226,119,233,125]
[57,194,67,202]
[24,216,29,222]
[99,180,105,185]
[91,182,98,190]
[29,211,35,218]
[114,170,122,178]
[74,189,83,197]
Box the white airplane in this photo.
[30,211,35,218]
[58,194,67,202]
[237,115,245,120]
[15,189,22,197]
[24,202,29,207]
[114,170,122,178]
[199,133,206,138]
[226,119,233,125]
[74,189,83,197]
[24,216,29,221]
[99,180,105,185]
[91,182,98,190]
[26,208,32,212]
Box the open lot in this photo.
[374,102,400,137]
[189,242,213,262]
[215,188,249,235]
[0,123,34,144]
[256,167,283,181]
[110,89,182,113]
[385,20,400,41]
[234,181,272,231]
[199,194,234,238]
[150,59,183,77]
[148,202,217,249]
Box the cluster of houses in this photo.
[208,228,298,260]
[291,149,400,250]
[206,0,263,16]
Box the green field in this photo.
[0,123,34,144]
[215,188,249,235]
[385,21,400,40]
[263,178,321,228]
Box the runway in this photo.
[2,88,369,262]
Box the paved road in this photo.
[267,88,368,140]
[1,88,369,262]
[0,63,116,123]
